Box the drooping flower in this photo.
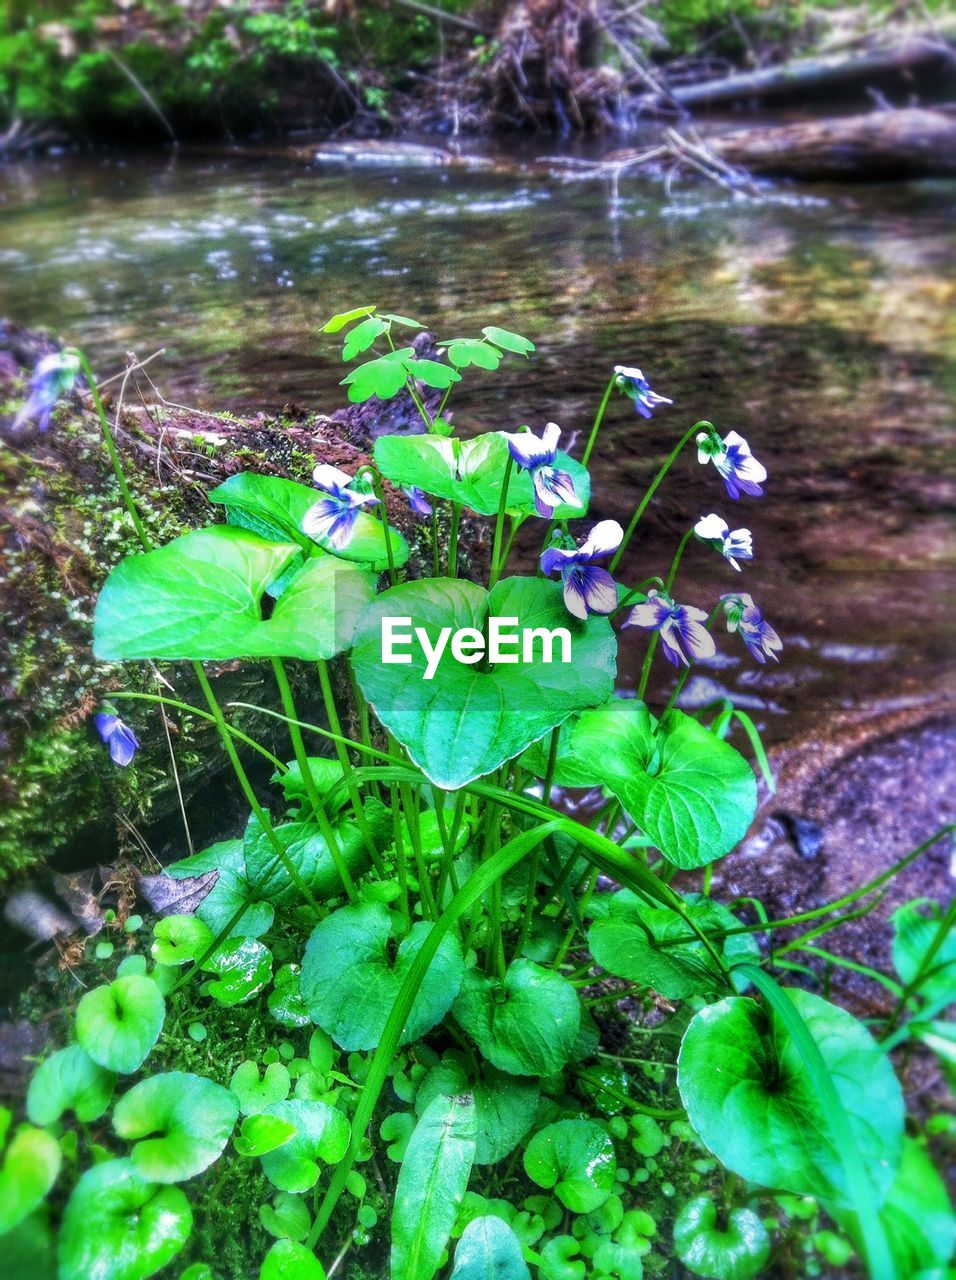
[540,520,623,620]
[697,428,766,500]
[613,365,673,419]
[302,463,380,552]
[13,350,82,433]
[694,513,753,571]
[505,422,582,518]
[624,589,716,667]
[94,712,139,767]
[402,485,433,519]
[720,592,783,664]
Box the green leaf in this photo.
[352,577,616,790]
[259,1239,327,1280]
[379,312,423,329]
[243,811,371,906]
[259,1100,350,1193]
[201,938,272,1005]
[415,1060,539,1165]
[451,1215,531,1280]
[300,903,465,1051]
[322,305,377,333]
[557,700,757,868]
[850,1138,956,1275]
[673,1195,770,1280]
[341,348,414,402]
[523,1120,616,1214]
[391,1094,477,1280]
[209,471,409,572]
[374,431,589,519]
[439,339,503,371]
[452,958,580,1077]
[272,759,347,817]
[167,839,274,939]
[113,1073,238,1183]
[677,988,903,1206]
[234,1114,297,1159]
[259,1191,311,1241]
[409,357,461,389]
[230,1061,292,1115]
[343,315,388,360]
[26,1045,116,1125]
[0,1126,61,1235]
[589,891,760,998]
[268,965,312,1028]
[58,1159,192,1280]
[151,915,214,967]
[891,899,956,1006]
[482,326,535,356]
[75,976,165,1075]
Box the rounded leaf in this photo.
[259,1240,327,1280]
[677,989,904,1205]
[523,1120,616,1214]
[234,1114,297,1158]
[27,1044,116,1125]
[58,1159,192,1280]
[113,1072,239,1182]
[0,1126,61,1235]
[673,1196,769,1280]
[167,839,275,939]
[75,976,165,1074]
[230,1061,292,1115]
[202,938,272,1005]
[259,1100,350,1193]
[451,1215,531,1280]
[151,915,214,966]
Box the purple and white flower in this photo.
[540,520,623,620]
[302,463,380,552]
[94,712,139,768]
[697,428,766,500]
[505,422,582,518]
[623,589,716,667]
[614,365,673,419]
[402,486,433,519]
[694,513,753,571]
[14,350,82,433]
[720,592,782,664]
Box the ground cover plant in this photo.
[4,311,954,1280]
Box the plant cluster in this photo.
[4,311,954,1280]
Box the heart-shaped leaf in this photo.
[673,1195,770,1280]
[75,976,165,1075]
[151,915,214,966]
[27,1044,116,1125]
[415,1060,540,1166]
[272,759,347,818]
[452,958,580,1077]
[58,1159,192,1280]
[439,339,503,371]
[243,811,372,906]
[451,1215,531,1280]
[392,1094,477,1280]
[259,1191,312,1241]
[93,527,378,661]
[230,1061,292,1115]
[201,938,272,1005]
[113,1072,239,1183]
[300,902,465,1051]
[167,839,274,939]
[554,700,757,869]
[259,1239,327,1280]
[374,431,588,519]
[524,1120,616,1214]
[0,1125,61,1234]
[589,891,760,998]
[268,964,312,1028]
[352,577,616,790]
[259,1100,350,1192]
[234,1114,297,1158]
[210,471,408,573]
[677,989,904,1206]
[891,898,956,1007]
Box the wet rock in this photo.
[772,811,825,861]
[3,889,76,941]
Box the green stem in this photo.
[609,420,705,573]
[582,372,617,467]
[447,503,462,576]
[574,1068,683,1120]
[489,455,514,589]
[637,527,694,702]
[430,510,440,577]
[316,659,384,876]
[882,892,956,1037]
[109,690,287,771]
[367,471,397,587]
[400,782,437,920]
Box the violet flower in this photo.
[505,422,582,518]
[540,520,623,620]
[694,513,753,571]
[720,592,783,664]
[302,463,380,552]
[402,486,433,519]
[94,713,139,768]
[624,589,716,667]
[14,350,82,433]
[697,428,766,500]
[614,365,673,419]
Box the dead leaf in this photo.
[137,870,219,917]
[52,870,105,935]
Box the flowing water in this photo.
[1,144,953,745]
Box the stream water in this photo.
[1,144,953,746]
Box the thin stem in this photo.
[489,455,514,588]
[367,471,397,587]
[317,659,384,876]
[882,893,956,1037]
[447,503,462,576]
[430,510,440,577]
[110,690,287,771]
[637,527,694,702]
[400,782,437,920]
[582,373,617,467]
[609,420,705,573]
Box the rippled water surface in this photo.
[2,146,953,742]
